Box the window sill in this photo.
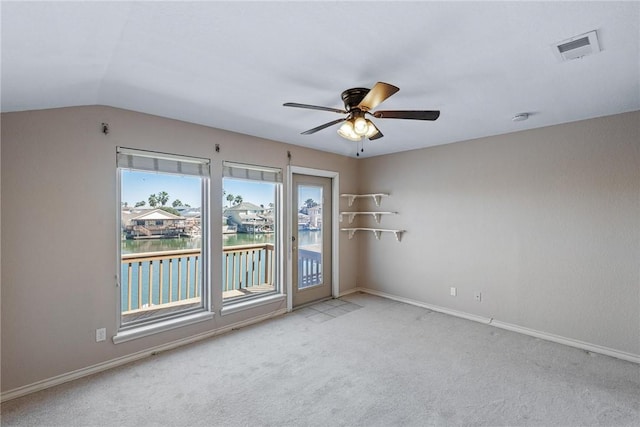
[113,311,214,344]
[221,294,286,316]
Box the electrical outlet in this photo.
[450,287,457,296]
[96,328,106,342]
[474,292,482,302]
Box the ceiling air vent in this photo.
[553,30,600,61]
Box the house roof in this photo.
[1,2,638,158]
[128,209,184,221]
[224,202,264,212]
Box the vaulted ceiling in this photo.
[2,1,639,157]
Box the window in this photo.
[222,162,282,304]
[117,148,210,332]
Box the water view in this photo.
[122,230,321,254]
[120,230,321,311]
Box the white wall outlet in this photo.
[450,287,457,296]
[474,292,482,302]
[96,328,106,342]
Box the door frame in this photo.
[287,166,339,311]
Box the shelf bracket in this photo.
[341,227,405,242]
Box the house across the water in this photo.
[224,202,274,234]
[122,208,187,239]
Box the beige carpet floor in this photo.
[2,293,639,426]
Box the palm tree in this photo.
[148,194,158,207]
[157,191,169,206]
[226,194,234,205]
[172,199,183,208]
[233,195,243,205]
[135,201,146,207]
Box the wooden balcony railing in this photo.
[120,243,277,315]
[298,248,322,289]
[222,243,275,299]
[121,249,201,315]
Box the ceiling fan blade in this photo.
[283,102,347,114]
[373,110,440,121]
[367,122,384,140]
[301,118,347,135]
[357,82,400,111]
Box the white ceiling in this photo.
[2,1,639,158]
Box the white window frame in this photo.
[221,161,284,312]
[114,147,213,344]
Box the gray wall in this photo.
[358,111,639,355]
[2,107,638,394]
[1,106,360,392]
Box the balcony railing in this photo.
[298,248,322,289]
[121,249,201,316]
[222,243,275,299]
[120,243,277,318]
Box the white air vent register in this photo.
[553,30,601,61]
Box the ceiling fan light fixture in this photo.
[284,81,441,142]
[353,117,369,136]
[365,120,378,138]
[337,120,361,141]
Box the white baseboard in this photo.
[1,308,288,403]
[357,287,640,365]
[5,288,638,403]
[337,287,361,298]
[489,320,640,364]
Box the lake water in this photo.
[122,230,321,254]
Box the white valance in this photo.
[117,147,210,177]
[222,161,282,183]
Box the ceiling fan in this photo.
[283,82,440,153]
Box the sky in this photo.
[121,171,322,209]
[223,179,276,208]
[121,171,202,207]
[224,179,321,208]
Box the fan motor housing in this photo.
[341,88,370,111]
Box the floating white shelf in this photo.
[340,211,397,224]
[341,228,405,242]
[340,193,389,207]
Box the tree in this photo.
[305,198,318,208]
[172,199,183,208]
[148,194,158,207]
[226,194,234,205]
[135,201,146,207]
[157,191,169,206]
[233,195,243,205]
[159,206,181,216]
